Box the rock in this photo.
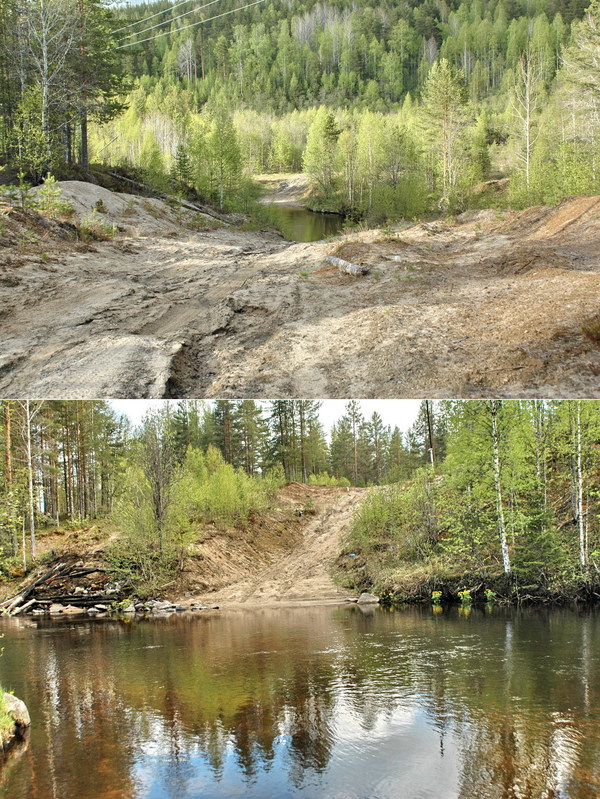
[62,605,86,614]
[357,592,380,605]
[3,694,30,730]
[94,604,108,611]
[73,586,86,595]
[121,603,135,614]
[174,605,186,612]
[87,608,98,615]
[49,603,65,614]
[152,600,175,611]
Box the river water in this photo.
[261,205,344,242]
[0,604,598,799]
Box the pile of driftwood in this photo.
[0,561,127,616]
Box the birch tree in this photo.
[490,400,511,575]
[510,49,544,193]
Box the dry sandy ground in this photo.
[185,484,365,607]
[1,181,600,397]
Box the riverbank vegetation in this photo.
[2,0,600,221]
[1,400,598,602]
[342,400,600,603]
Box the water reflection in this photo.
[260,205,344,242]
[0,605,599,798]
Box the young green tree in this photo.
[303,106,340,205]
[420,58,470,209]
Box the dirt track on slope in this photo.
[187,484,365,607]
[2,182,600,398]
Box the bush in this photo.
[79,209,116,240]
[34,173,74,218]
[307,472,351,486]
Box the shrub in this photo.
[34,173,74,218]
[79,209,116,240]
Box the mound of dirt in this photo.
[31,180,219,237]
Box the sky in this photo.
[109,400,422,435]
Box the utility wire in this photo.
[113,0,202,34]
[117,0,224,41]
[116,0,265,49]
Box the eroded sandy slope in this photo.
[187,484,365,606]
[2,182,599,397]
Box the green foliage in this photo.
[307,472,351,486]
[342,400,600,600]
[79,209,116,240]
[35,174,74,218]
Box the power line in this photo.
[117,0,224,41]
[113,0,198,34]
[116,0,265,49]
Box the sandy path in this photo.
[0,226,287,397]
[193,486,365,607]
[2,188,600,397]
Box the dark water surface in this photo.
[263,205,344,242]
[0,605,599,799]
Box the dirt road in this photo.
[2,181,600,397]
[189,484,365,607]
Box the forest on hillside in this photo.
[0,400,598,598]
[1,0,600,219]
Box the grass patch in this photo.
[581,315,600,343]
[0,693,15,748]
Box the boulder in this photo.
[62,605,86,615]
[357,592,380,605]
[49,603,65,614]
[3,694,30,730]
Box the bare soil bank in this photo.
[1,182,599,397]
[0,484,364,609]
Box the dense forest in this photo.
[346,399,600,600]
[0,400,597,599]
[1,0,600,218]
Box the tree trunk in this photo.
[490,400,511,575]
[25,400,36,560]
[575,400,586,569]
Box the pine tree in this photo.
[420,58,470,209]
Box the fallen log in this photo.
[11,599,37,616]
[35,594,121,606]
[2,562,70,612]
[324,255,369,276]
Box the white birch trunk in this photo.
[491,401,511,575]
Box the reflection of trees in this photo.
[0,606,599,798]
